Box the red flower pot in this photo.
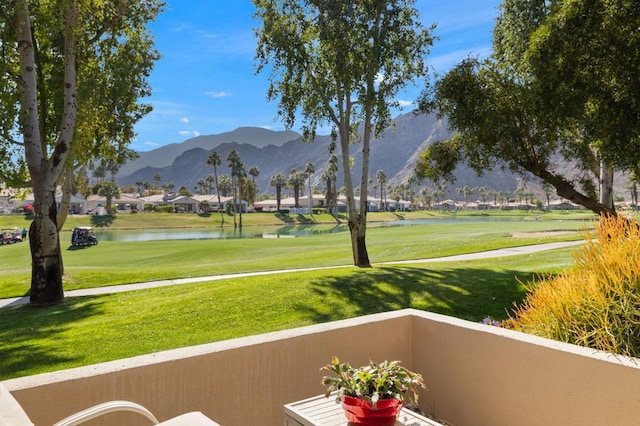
[341,395,402,426]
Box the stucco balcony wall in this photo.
[3,309,640,426]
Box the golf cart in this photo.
[71,226,98,246]
[0,228,23,245]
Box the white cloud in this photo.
[397,100,414,108]
[178,130,201,138]
[205,91,232,98]
[143,141,158,147]
[180,117,190,124]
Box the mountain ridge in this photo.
[117,112,523,195]
[119,127,300,177]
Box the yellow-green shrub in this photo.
[508,215,640,357]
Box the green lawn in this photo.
[0,210,591,380]
[0,247,576,380]
[0,215,587,298]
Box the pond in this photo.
[94,224,350,242]
[92,217,527,242]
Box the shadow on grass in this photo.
[66,244,96,251]
[300,266,536,324]
[90,214,116,228]
[0,299,106,380]
[294,214,315,224]
[275,212,295,224]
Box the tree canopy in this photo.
[416,0,640,216]
[253,0,434,266]
[0,0,163,305]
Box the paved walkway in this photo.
[0,240,584,309]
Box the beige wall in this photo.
[410,312,640,425]
[4,309,640,426]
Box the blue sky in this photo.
[132,0,501,152]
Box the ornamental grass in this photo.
[509,214,640,357]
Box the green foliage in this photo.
[253,0,435,266]
[0,213,586,299]
[0,227,578,378]
[527,0,640,170]
[0,0,164,304]
[321,357,425,408]
[509,215,640,357]
[177,186,192,197]
[415,0,635,216]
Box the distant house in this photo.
[170,195,199,213]
[86,194,143,213]
[255,194,410,213]
[432,199,459,211]
[0,188,23,213]
[139,193,170,209]
[548,199,582,210]
[22,191,88,214]
[192,195,247,213]
[58,194,88,214]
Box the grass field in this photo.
[0,209,594,379]
[0,211,590,298]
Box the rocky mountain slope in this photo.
[116,111,524,195]
[118,127,300,178]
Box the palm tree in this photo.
[218,175,233,197]
[305,162,315,213]
[248,165,260,183]
[456,185,473,209]
[269,173,287,211]
[541,182,553,210]
[196,178,206,195]
[207,151,224,225]
[206,174,214,195]
[406,175,418,207]
[153,173,162,188]
[325,155,339,215]
[135,180,145,196]
[227,149,245,228]
[376,170,387,211]
[247,165,260,207]
[288,168,305,208]
[97,181,120,213]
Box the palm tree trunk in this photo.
[214,167,224,226]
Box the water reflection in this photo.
[94,224,349,242]
[93,217,523,242]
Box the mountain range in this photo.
[115,111,526,196]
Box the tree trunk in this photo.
[214,168,224,226]
[348,214,370,267]
[276,187,282,211]
[599,160,615,212]
[30,186,64,306]
[338,118,371,267]
[232,176,238,228]
[238,182,243,229]
[16,0,78,306]
[56,167,73,231]
[538,169,616,216]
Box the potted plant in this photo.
[321,356,426,426]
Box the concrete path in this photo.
[0,240,584,309]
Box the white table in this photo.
[284,394,444,426]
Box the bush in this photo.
[152,205,174,213]
[508,215,640,357]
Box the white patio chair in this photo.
[1,383,219,426]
